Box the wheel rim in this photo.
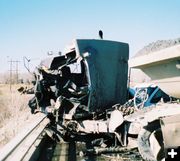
[134,88,148,110]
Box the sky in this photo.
[0,0,180,73]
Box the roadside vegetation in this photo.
[0,84,33,148]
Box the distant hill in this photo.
[135,37,180,57]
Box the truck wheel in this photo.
[138,125,165,161]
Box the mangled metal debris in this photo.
[28,39,129,114]
[26,38,180,161]
[129,46,180,161]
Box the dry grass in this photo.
[0,84,34,148]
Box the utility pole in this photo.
[16,61,19,84]
[8,60,20,91]
[9,59,12,91]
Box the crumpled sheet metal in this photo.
[29,39,129,118]
[75,39,129,112]
[160,113,180,148]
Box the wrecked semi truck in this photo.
[29,39,129,112]
[129,44,180,161]
[27,39,180,160]
[28,39,131,143]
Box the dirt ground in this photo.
[0,84,34,149]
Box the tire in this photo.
[137,123,165,161]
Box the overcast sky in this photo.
[0,0,180,73]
